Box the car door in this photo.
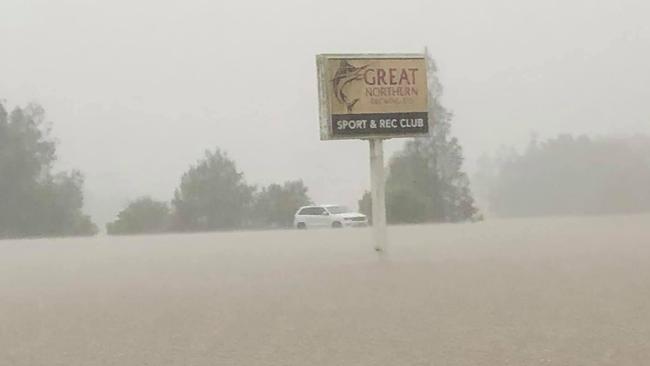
[295,207,310,227]
[311,206,330,227]
[299,207,313,227]
[301,207,321,228]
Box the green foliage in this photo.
[0,102,97,238]
[252,180,312,228]
[386,140,443,223]
[378,53,478,224]
[171,149,255,231]
[106,197,170,235]
[488,134,650,216]
[108,149,315,234]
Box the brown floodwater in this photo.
[2,214,650,365]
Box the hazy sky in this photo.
[2,0,649,226]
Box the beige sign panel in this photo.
[317,54,429,140]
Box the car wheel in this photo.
[296,222,306,230]
[332,221,342,228]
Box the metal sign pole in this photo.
[369,138,387,252]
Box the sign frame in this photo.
[316,53,430,141]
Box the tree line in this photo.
[106,150,312,235]
[1,53,481,238]
[474,134,650,217]
[107,52,480,234]
[0,102,97,238]
[5,51,649,239]
[0,99,478,239]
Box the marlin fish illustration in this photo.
[331,60,369,113]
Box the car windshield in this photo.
[326,206,350,214]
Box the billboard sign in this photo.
[317,54,429,140]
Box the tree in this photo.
[358,191,372,223]
[252,180,312,228]
[106,197,170,235]
[37,171,98,236]
[380,51,479,224]
[171,149,255,231]
[488,134,650,216]
[0,101,97,238]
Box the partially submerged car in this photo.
[294,204,368,229]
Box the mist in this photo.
[2,0,649,226]
[3,1,650,364]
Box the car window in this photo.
[326,206,350,214]
[298,207,322,215]
[298,207,311,215]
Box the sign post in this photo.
[369,138,387,252]
[316,53,430,252]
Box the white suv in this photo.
[294,205,368,229]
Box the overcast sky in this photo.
[1,0,649,226]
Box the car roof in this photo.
[299,204,342,208]
[297,204,344,210]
